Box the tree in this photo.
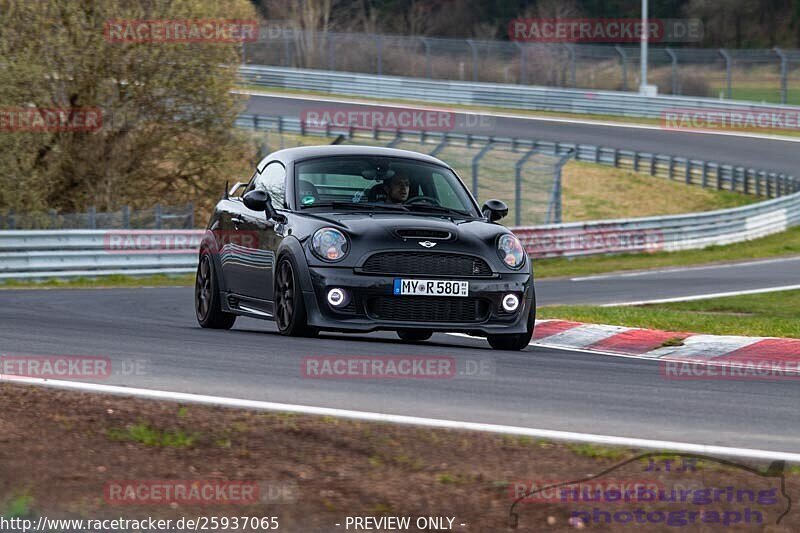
[0,0,256,213]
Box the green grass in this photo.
[106,423,198,448]
[3,494,33,518]
[534,225,800,279]
[566,443,630,461]
[540,289,800,338]
[712,86,800,106]
[0,273,194,290]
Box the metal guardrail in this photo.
[0,230,202,280]
[238,65,800,124]
[237,114,799,198]
[0,203,195,230]
[2,189,799,278]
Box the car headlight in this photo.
[311,227,349,262]
[497,234,525,269]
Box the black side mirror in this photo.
[482,199,508,222]
[243,189,287,224]
[243,189,270,212]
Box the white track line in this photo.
[600,284,800,307]
[7,375,797,462]
[569,255,800,281]
[235,89,800,144]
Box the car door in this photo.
[236,161,287,303]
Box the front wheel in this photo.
[274,256,318,337]
[486,303,535,351]
[195,251,236,329]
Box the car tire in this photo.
[195,250,237,330]
[275,256,319,337]
[397,329,433,342]
[486,301,535,351]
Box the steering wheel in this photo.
[405,195,441,207]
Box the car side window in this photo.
[249,162,286,209]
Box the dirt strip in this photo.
[0,383,797,532]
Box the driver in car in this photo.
[384,173,410,204]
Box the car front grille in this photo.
[366,296,490,323]
[361,252,493,277]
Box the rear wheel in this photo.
[275,257,318,337]
[397,329,433,342]
[487,301,535,351]
[195,251,236,329]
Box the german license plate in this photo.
[393,279,469,297]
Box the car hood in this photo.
[304,212,512,263]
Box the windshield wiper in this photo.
[405,204,473,217]
[301,201,408,211]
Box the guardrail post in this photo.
[594,146,601,164]
[719,49,732,99]
[154,203,163,229]
[665,48,679,94]
[774,173,782,196]
[650,154,656,175]
[187,203,194,229]
[742,168,750,194]
[466,39,478,82]
[472,142,495,203]
[668,156,675,179]
[775,48,788,105]
[613,147,619,167]
[122,205,130,229]
[701,161,708,187]
[253,115,259,130]
[87,206,96,229]
[633,152,639,172]
[615,45,628,91]
[8,209,15,230]
[277,116,283,134]
[684,160,691,184]
[429,134,449,156]
[755,170,762,196]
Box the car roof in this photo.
[259,144,452,169]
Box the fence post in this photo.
[615,45,628,91]
[187,202,194,229]
[327,33,335,71]
[775,48,788,105]
[87,206,96,229]
[283,31,291,67]
[514,42,526,84]
[563,44,576,87]
[719,49,732,99]
[122,205,130,229]
[8,209,14,230]
[375,34,383,75]
[154,203,163,229]
[420,37,431,78]
[514,148,538,226]
[466,39,478,82]
[472,142,495,202]
[665,47,678,94]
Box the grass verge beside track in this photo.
[1,383,797,531]
[540,289,800,338]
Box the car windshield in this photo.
[295,156,480,217]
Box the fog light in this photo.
[327,288,350,308]
[501,293,520,312]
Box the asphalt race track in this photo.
[244,94,800,176]
[4,100,800,455]
[2,255,799,454]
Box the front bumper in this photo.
[301,267,534,334]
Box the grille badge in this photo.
[418,241,437,248]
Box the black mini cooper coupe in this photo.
[195,145,535,350]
